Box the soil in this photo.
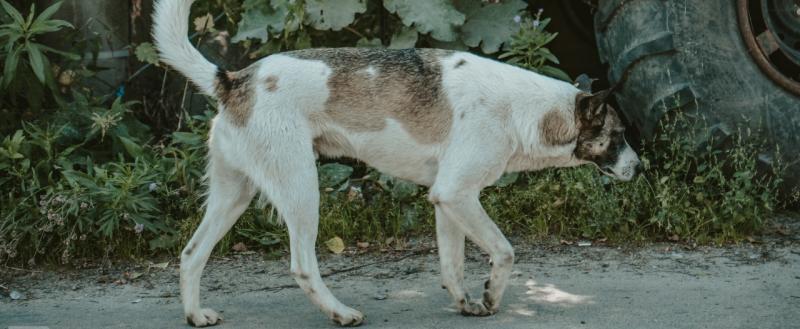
[2,219,799,329]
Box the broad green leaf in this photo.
[384,0,465,42]
[171,132,203,146]
[27,43,47,83]
[305,0,366,31]
[459,0,526,54]
[3,46,18,86]
[30,19,72,34]
[117,135,144,159]
[538,65,571,82]
[135,42,159,65]
[232,0,288,43]
[0,0,24,26]
[388,27,418,49]
[38,44,80,60]
[318,163,353,188]
[32,0,62,25]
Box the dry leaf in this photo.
[326,237,345,254]
[559,239,572,245]
[151,262,169,270]
[357,242,370,249]
[668,234,680,242]
[232,242,248,252]
[194,13,215,32]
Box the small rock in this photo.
[10,290,26,300]
[72,284,81,291]
[373,293,387,300]
[577,241,592,247]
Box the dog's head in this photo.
[573,90,641,181]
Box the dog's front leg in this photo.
[435,207,468,308]
[433,192,514,316]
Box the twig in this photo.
[2,265,43,273]
[344,26,367,39]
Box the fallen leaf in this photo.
[194,13,215,32]
[559,239,573,245]
[151,262,169,270]
[232,242,248,252]
[326,237,345,254]
[357,242,370,249]
[668,234,680,242]
[129,272,144,280]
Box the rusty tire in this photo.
[594,0,800,192]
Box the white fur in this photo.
[154,0,638,326]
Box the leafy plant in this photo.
[0,0,78,109]
[499,9,570,81]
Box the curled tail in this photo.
[152,0,218,96]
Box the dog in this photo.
[153,0,641,326]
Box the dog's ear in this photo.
[576,89,613,128]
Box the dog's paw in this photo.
[186,308,222,327]
[331,306,364,327]
[459,299,496,317]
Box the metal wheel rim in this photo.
[737,0,800,96]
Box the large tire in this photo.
[594,0,800,189]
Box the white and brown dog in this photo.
[154,0,640,326]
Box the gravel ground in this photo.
[2,222,799,329]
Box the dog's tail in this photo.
[153,0,218,96]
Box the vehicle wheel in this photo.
[594,0,800,189]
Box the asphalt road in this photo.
[2,242,799,329]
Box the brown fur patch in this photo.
[312,129,355,159]
[289,48,454,144]
[215,66,257,127]
[539,109,578,146]
[265,75,279,92]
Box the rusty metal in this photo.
[737,0,800,95]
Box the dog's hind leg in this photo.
[181,157,256,327]
[254,144,364,326]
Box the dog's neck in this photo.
[505,141,584,173]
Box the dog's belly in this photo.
[315,119,441,186]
